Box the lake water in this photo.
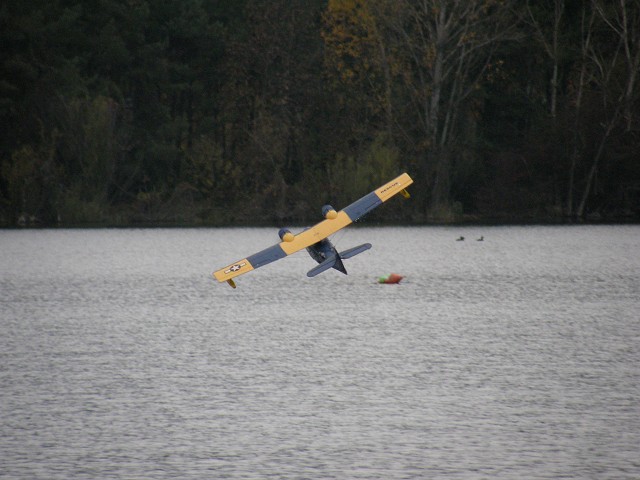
[1,225,639,479]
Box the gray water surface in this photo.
[1,226,639,479]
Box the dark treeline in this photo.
[1,0,639,226]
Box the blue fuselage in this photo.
[306,238,347,274]
[306,238,335,263]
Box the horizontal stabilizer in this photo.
[307,255,339,277]
[339,243,372,259]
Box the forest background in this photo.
[1,0,639,227]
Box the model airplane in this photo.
[213,172,413,288]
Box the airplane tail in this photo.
[306,243,371,277]
[307,254,345,277]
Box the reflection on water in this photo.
[1,226,639,479]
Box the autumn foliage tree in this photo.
[324,0,519,220]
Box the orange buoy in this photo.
[377,273,404,284]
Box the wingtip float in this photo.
[212,172,413,288]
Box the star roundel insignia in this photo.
[225,262,247,274]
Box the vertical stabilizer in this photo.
[332,255,347,274]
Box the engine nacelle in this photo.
[322,204,338,219]
[278,228,294,242]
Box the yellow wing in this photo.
[213,173,413,287]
